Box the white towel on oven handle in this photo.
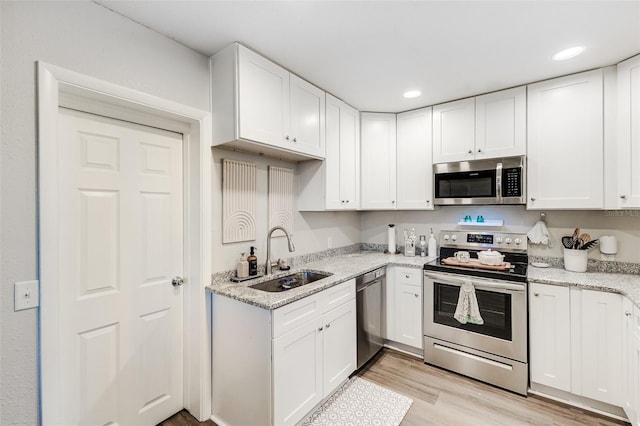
[454,281,484,325]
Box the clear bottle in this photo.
[428,228,437,258]
[419,235,427,257]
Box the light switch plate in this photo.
[15,280,39,311]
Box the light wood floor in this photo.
[161,347,628,425]
[357,348,628,426]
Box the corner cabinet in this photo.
[210,280,356,426]
[527,69,604,209]
[396,107,434,210]
[529,282,623,411]
[617,54,640,209]
[432,86,526,164]
[210,43,325,160]
[360,113,397,209]
[298,94,360,211]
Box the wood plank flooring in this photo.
[161,347,628,425]
[357,348,628,426]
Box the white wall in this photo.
[211,148,361,273]
[361,206,640,263]
[0,2,210,424]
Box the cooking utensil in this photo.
[562,237,574,249]
[571,228,581,249]
[581,239,599,250]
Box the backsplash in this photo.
[530,255,640,275]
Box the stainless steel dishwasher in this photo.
[356,267,385,369]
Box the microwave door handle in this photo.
[496,161,503,202]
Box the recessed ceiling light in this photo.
[552,46,585,61]
[403,90,422,99]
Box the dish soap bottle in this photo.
[237,253,249,279]
[428,228,437,258]
[248,246,258,276]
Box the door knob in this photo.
[325,323,331,328]
[530,197,536,202]
[414,294,419,298]
[318,327,324,332]
[172,276,184,286]
[293,137,297,142]
[626,311,632,317]
[477,149,482,153]
[468,150,473,154]
[533,292,539,297]
[285,135,290,140]
[621,195,627,199]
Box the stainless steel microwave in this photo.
[433,156,526,205]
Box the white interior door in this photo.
[56,108,184,425]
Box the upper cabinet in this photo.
[527,69,604,210]
[211,43,325,161]
[617,54,640,209]
[361,113,397,209]
[432,87,526,164]
[298,95,360,211]
[396,107,434,210]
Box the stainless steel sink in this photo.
[249,270,332,292]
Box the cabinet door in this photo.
[339,103,360,208]
[273,317,323,426]
[623,297,636,424]
[580,290,622,406]
[475,86,526,159]
[395,268,423,349]
[634,306,640,426]
[361,113,396,209]
[529,282,571,391]
[527,69,603,209]
[290,74,325,158]
[617,54,640,208]
[322,300,356,397]
[237,45,289,148]
[432,98,475,163]
[396,107,434,210]
[325,95,343,210]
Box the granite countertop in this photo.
[206,251,434,310]
[528,265,640,307]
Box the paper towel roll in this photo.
[600,236,617,255]
[388,224,396,254]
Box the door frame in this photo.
[37,62,212,423]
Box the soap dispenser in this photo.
[247,246,258,276]
[236,253,249,279]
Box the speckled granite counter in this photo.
[528,266,640,307]
[206,251,434,310]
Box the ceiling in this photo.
[96,1,640,113]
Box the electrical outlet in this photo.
[15,280,39,311]
[327,237,333,249]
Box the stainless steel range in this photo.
[423,230,528,395]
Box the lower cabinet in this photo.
[623,299,640,425]
[211,279,356,426]
[529,282,623,410]
[385,266,423,350]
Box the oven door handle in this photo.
[424,271,525,292]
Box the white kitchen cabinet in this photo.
[394,268,423,349]
[396,107,434,210]
[579,289,622,406]
[623,297,636,424]
[633,305,640,426]
[432,98,475,163]
[360,113,397,209]
[298,94,359,211]
[529,282,572,392]
[211,279,356,426]
[211,43,325,160]
[475,86,526,159]
[530,282,624,411]
[617,54,640,209]
[527,69,604,209]
[273,316,323,426]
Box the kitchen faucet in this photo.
[266,226,296,275]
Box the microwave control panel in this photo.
[502,167,522,197]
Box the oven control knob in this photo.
[496,237,503,243]
[443,234,450,241]
[514,238,522,245]
[451,235,457,241]
[505,237,512,245]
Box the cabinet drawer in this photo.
[273,293,322,338]
[395,267,421,286]
[323,279,355,312]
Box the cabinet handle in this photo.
[468,150,473,154]
[346,200,349,203]
[534,293,539,297]
[325,323,331,328]
[414,294,419,298]
[530,197,536,202]
[293,137,297,142]
[405,274,410,278]
[621,195,627,199]
[285,135,290,140]
[426,200,430,204]
[318,327,324,331]
[477,149,482,153]
[626,311,632,317]
[391,200,395,204]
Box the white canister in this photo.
[599,236,617,254]
[564,248,588,273]
[387,224,396,254]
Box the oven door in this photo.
[423,271,527,362]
